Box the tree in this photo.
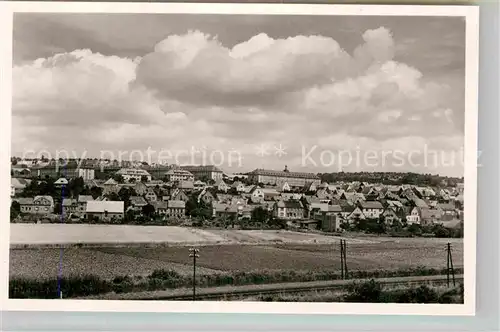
[344,280,382,303]
[251,206,269,224]
[68,177,85,198]
[407,223,422,236]
[118,187,137,210]
[90,186,103,199]
[113,174,125,183]
[141,175,149,183]
[142,204,155,218]
[432,224,451,238]
[10,201,20,219]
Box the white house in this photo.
[86,201,124,221]
[116,168,152,182]
[359,201,384,219]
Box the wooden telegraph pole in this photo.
[340,239,348,279]
[446,242,456,287]
[189,247,200,301]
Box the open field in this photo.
[9,224,463,282]
[10,239,463,281]
[10,224,379,247]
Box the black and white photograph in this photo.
[0,2,479,315]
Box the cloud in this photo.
[12,26,465,176]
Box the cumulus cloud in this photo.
[12,26,465,176]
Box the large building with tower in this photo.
[247,166,320,188]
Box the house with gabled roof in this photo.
[248,186,265,203]
[54,178,69,187]
[347,206,366,222]
[273,200,304,220]
[359,201,384,219]
[62,198,79,214]
[102,178,119,194]
[17,196,54,215]
[198,188,215,205]
[86,201,124,221]
[170,188,189,202]
[78,195,94,213]
[231,181,246,193]
[215,179,229,193]
[11,178,31,196]
[382,208,400,224]
[261,188,280,201]
[144,188,158,202]
[129,196,148,211]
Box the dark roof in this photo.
[249,168,320,180]
[130,196,148,206]
[328,205,342,213]
[359,201,384,209]
[276,200,303,209]
[180,165,223,173]
[62,198,77,206]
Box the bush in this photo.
[344,279,382,302]
[395,285,439,303]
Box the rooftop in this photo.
[249,168,320,180]
[86,201,124,214]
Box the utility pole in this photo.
[340,239,344,279]
[340,239,348,279]
[446,242,455,287]
[189,247,200,301]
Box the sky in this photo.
[11,13,466,176]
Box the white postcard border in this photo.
[0,1,479,316]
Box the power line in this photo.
[446,242,455,287]
[340,239,348,280]
[189,247,200,301]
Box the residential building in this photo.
[198,189,215,205]
[406,207,441,225]
[347,206,366,222]
[102,178,120,194]
[11,178,31,196]
[212,203,239,219]
[261,188,280,201]
[134,182,148,195]
[144,188,158,202]
[180,165,224,181]
[247,166,320,188]
[406,206,421,224]
[153,201,169,216]
[167,200,186,218]
[62,198,79,214]
[273,200,304,220]
[78,168,95,181]
[129,196,148,211]
[231,181,246,193]
[116,168,152,182]
[54,178,69,187]
[78,195,94,213]
[359,201,384,219]
[86,201,124,221]
[214,179,229,192]
[177,180,195,191]
[193,180,207,190]
[164,169,194,182]
[170,188,189,202]
[382,208,400,224]
[248,186,265,203]
[17,196,54,215]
